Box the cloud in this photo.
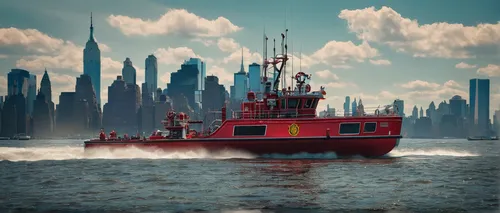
[0,54,8,59]
[455,62,477,69]
[207,65,233,86]
[154,47,203,65]
[217,37,240,53]
[477,64,500,77]
[0,76,7,95]
[338,6,500,58]
[310,40,379,68]
[1,27,130,105]
[314,70,339,80]
[191,38,215,47]
[397,80,467,102]
[398,80,440,90]
[0,27,66,54]
[107,9,242,37]
[369,59,391,65]
[222,46,262,66]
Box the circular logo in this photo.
[288,123,299,136]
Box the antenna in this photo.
[291,40,294,89]
[299,45,302,73]
[284,29,288,90]
[273,38,276,85]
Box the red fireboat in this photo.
[84,30,403,157]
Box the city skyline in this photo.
[0,0,499,117]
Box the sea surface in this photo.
[0,138,499,213]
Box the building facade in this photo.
[83,13,102,106]
[122,57,136,85]
[469,79,490,136]
[145,54,158,100]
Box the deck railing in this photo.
[228,106,400,120]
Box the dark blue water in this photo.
[0,139,499,213]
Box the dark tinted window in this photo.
[288,99,298,108]
[234,125,267,136]
[281,99,286,109]
[339,123,360,134]
[312,99,319,108]
[364,122,376,133]
[304,99,313,108]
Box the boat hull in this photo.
[84,135,401,157]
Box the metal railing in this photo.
[227,105,400,120]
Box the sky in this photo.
[0,0,499,118]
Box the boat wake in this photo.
[0,146,257,162]
[388,148,479,157]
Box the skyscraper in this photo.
[233,52,248,101]
[351,98,357,116]
[83,13,102,106]
[248,63,261,93]
[27,74,36,115]
[469,79,490,136]
[183,58,206,118]
[122,57,136,85]
[40,70,55,129]
[145,54,158,100]
[449,95,466,119]
[7,69,30,97]
[343,96,350,116]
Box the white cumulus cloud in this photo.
[455,62,477,69]
[477,64,500,77]
[107,9,242,37]
[338,6,500,58]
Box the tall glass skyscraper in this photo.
[7,69,30,97]
[145,54,158,100]
[469,79,490,136]
[248,63,261,93]
[27,74,37,115]
[83,13,101,106]
[183,58,206,113]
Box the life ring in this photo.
[295,72,305,81]
[305,84,311,93]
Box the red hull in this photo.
[84,136,401,157]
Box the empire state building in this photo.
[83,13,102,106]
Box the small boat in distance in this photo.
[84,30,403,158]
[467,136,499,141]
[12,133,31,140]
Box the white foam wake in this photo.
[388,148,479,157]
[0,146,257,162]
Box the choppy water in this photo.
[0,139,499,213]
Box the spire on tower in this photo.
[240,48,245,73]
[89,12,95,41]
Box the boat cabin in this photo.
[239,88,325,119]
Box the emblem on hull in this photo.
[288,123,299,136]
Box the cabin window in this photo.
[304,99,313,108]
[297,99,303,109]
[280,99,286,109]
[312,99,319,108]
[234,125,267,136]
[288,99,298,109]
[339,123,360,134]
[364,122,377,133]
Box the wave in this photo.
[388,148,479,157]
[0,146,257,162]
